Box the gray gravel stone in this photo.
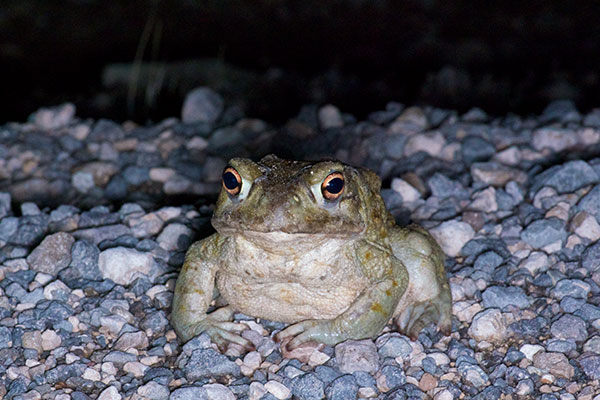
[0,326,12,349]
[26,232,75,275]
[578,354,600,380]
[578,185,600,220]
[62,239,102,281]
[482,286,530,309]
[582,241,600,272]
[552,279,591,300]
[0,192,12,219]
[427,173,469,199]
[169,386,209,400]
[473,251,503,273]
[45,363,86,385]
[184,348,241,381]
[377,365,406,392]
[325,374,359,400]
[457,362,489,388]
[521,218,567,248]
[290,372,325,400]
[376,334,412,358]
[550,314,587,342]
[182,87,224,124]
[531,160,599,194]
[462,135,495,164]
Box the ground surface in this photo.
[1,91,600,399]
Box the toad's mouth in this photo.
[215,227,362,241]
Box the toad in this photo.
[171,155,452,350]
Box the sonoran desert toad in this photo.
[171,155,452,350]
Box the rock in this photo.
[376,365,406,392]
[468,187,498,212]
[71,171,95,193]
[182,87,224,124]
[468,309,508,343]
[520,344,544,360]
[170,386,208,400]
[21,202,40,216]
[63,240,102,281]
[571,211,600,241]
[156,223,193,251]
[429,220,475,257]
[184,348,240,381]
[471,162,527,186]
[419,372,438,391]
[579,354,600,380]
[404,131,445,157]
[324,375,358,400]
[21,330,43,353]
[149,167,176,183]
[462,136,495,164]
[391,178,421,203]
[518,252,549,275]
[533,352,574,379]
[137,381,170,400]
[129,213,164,238]
[578,185,600,220]
[427,173,469,199]
[335,340,379,374]
[550,314,587,342]
[98,247,160,285]
[457,362,489,388]
[97,386,122,400]
[389,106,428,134]
[290,372,325,400]
[73,224,132,245]
[482,286,530,309]
[521,218,567,249]
[41,329,61,351]
[532,127,578,152]
[0,192,11,219]
[26,232,75,275]
[582,241,600,272]
[552,279,591,300]
[114,331,149,350]
[75,161,119,187]
[318,104,344,129]
[204,383,236,400]
[89,119,125,141]
[376,334,412,358]
[532,160,599,194]
[122,166,150,187]
[30,103,76,129]
[264,380,292,400]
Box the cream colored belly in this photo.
[217,273,369,323]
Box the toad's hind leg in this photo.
[390,225,452,339]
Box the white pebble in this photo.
[430,220,475,257]
[391,178,421,202]
[264,380,292,399]
[468,309,508,343]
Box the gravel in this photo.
[1,95,600,399]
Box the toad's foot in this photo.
[395,290,452,340]
[274,319,342,350]
[177,306,254,351]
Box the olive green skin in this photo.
[171,155,452,350]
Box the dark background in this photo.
[2,0,600,124]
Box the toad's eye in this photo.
[321,172,344,200]
[222,167,242,196]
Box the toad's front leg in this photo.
[171,235,253,350]
[276,246,408,350]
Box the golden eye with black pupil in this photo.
[321,172,344,200]
[222,167,242,196]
